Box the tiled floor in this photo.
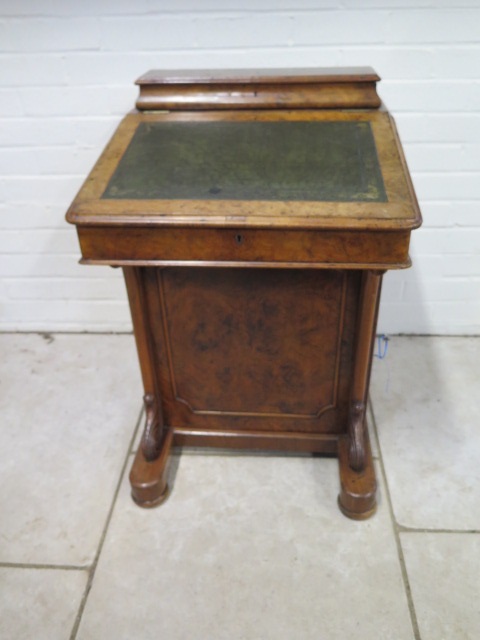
[0,334,478,639]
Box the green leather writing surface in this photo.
[103,121,386,202]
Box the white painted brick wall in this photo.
[1,1,479,334]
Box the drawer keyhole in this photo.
[235,234,244,245]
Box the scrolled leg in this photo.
[123,266,173,508]
[141,393,163,462]
[338,270,383,520]
[348,400,367,472]
[338,429,377,520]
[130,426,173,508]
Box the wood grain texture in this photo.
[338,430,377,520]
[123,266,166,460]
[348,270,383,472]
[171,428,339,454]
[136,67,381,85]
[144,266,358,435]
[123,266,156,394]
[78,226,412,269]
[130,427,173,508]
[135,67,381,111]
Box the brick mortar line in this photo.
[2,41,480,49]
[0,116,119,121]
[2,112,479,120]
[1,58,480,66]
[0,253,94,257]
[3,75,480,83]
[0,330,133,335]
[69,404,144,640]
[0,297,129,304]
[1,277,127,280]
[0,174,86,178]
[2,7,479,15]
[369,396,422,640]
[0,16,480,26]
[0,144,103,149]
[3,72,480,81]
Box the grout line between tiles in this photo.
[367,398,380,458]
[398,527,480,534]
[69,404,144,640]
[369,397,422,640]
[0,562,89,571]
[0,330,133,336]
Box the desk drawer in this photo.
[78,225,411,269]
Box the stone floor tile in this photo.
[401,532,480,640]
[371,336,480,530]
[77,454,414,640]
[0,567,87,640]
[0,334,142,565]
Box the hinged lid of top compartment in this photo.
[135,66,381,110]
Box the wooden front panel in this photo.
[143,267,360,436]
[78,226,412,268]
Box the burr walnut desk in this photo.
[66,68,421,519]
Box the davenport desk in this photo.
[66,68,421,519]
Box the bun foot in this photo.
[337,432,377,520]
[129,428,173,508]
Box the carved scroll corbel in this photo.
[348,400,367,472]
[141,393,163,462]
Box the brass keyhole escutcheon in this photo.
[235,234,244,245]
